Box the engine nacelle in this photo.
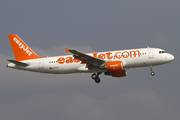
[106,61,123,71]
[104,69,127,77]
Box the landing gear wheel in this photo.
[91,73,101,83]
[150,66,155,76]
[94,77,100,83]
[91,73,97,79]
[151,72,155,76]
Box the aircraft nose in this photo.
[168,54,174,61]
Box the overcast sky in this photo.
[0,0,179,120]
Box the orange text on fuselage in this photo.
[57,50,140,64]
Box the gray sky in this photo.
[0,0,179,120]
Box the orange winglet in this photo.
[64,48,70,52]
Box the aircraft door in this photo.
[39,59,44,69]
[148,48,154,58]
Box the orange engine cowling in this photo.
[106,61,123,71]
[104,69,127,77]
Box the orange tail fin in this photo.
[8,34,42,61]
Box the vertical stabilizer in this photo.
[8,34,42,61]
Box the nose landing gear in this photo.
[91,72,101,83]
[150,66,155,76]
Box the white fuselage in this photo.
[7,48,174,74]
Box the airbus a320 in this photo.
[7,34,174,83]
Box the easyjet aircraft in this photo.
[7,34,174,83]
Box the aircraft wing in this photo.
[65,48,105,68]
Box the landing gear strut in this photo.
[150,66,155,76]
[91,72,101,83]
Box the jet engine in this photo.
[100,61,123,71]
[104,69,127,77]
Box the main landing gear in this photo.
[150,66,155,76]
[91,72,101,83]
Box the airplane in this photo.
[7,34,174,83]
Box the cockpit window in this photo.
[159,51,166,54]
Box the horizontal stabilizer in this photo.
[7,60,29,66]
